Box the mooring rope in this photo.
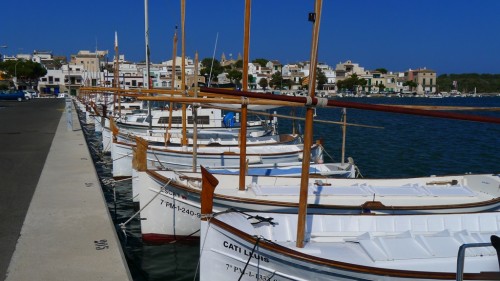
[112,152,133,162]
[119,178,172,234]
[150,149,167,170]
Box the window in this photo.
[158,115,210,125]
[55,78,60,82]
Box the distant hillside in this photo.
[437,73,500,93]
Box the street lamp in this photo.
[0,45,7,62]
[14,60,21,90]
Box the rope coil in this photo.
[241,97,249,105]
[305,96,313,106]
[316,97,328,107]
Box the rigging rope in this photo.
[119,179,173,234]
[238,236,262,281]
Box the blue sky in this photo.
[2,0,500,74]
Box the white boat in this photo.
[198,169,500,281]
[112,140,323,178]
[114,106,273,133]
[115,130,300,147]
[136,168,500,243]
[100,106,275,152]
[200,210,500,281]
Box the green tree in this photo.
[437,73,500,93]
[283,79,293,90]
[234,59,243,69]
[374,68,388,74]
[258,77,268,90]
[403,80,418,92]
[200,58,223,84]
[316,68,328,90]
[226,69,242,87]
[252,58,268,67]
[269,71,283,89]
[377,83,386,92]
[336,74,366,93]
[248,74,256,89]
[0,59,47,89]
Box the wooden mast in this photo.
[144,0,152,131]
[180,0,188,146]
[296,0,323,249]
[113,31,120,117]
[341,108,347,165]
[239,0,251,191]
[166,27,178,144]
[192,52,199,172]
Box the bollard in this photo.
[66,97,73,131]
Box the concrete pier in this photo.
[0,98,131,281]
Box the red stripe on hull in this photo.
[142,233,200,244]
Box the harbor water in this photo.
[81,97,500,281]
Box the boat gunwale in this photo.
[146,170,500,213]
[114,140,314,157]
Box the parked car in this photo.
[0,90,26,101]
[58,92,68,98]
[23,90,37,99]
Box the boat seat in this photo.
[250,182,476,197]
[354,229,495,262]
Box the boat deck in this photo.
[220,212,499,273]
[162,170,500,210]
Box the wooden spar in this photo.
[381,104,500,111]
[297,0,323,249]
[192,52,199,172]
[80,85,500,112]
[138,95,302,106]
[81,86,184,95]
[81,85,500,124]
[200,166,219,217]
[181,0,188,146]
[341,108,347,165]
[200,87,500,124]
[239,0,251,191]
